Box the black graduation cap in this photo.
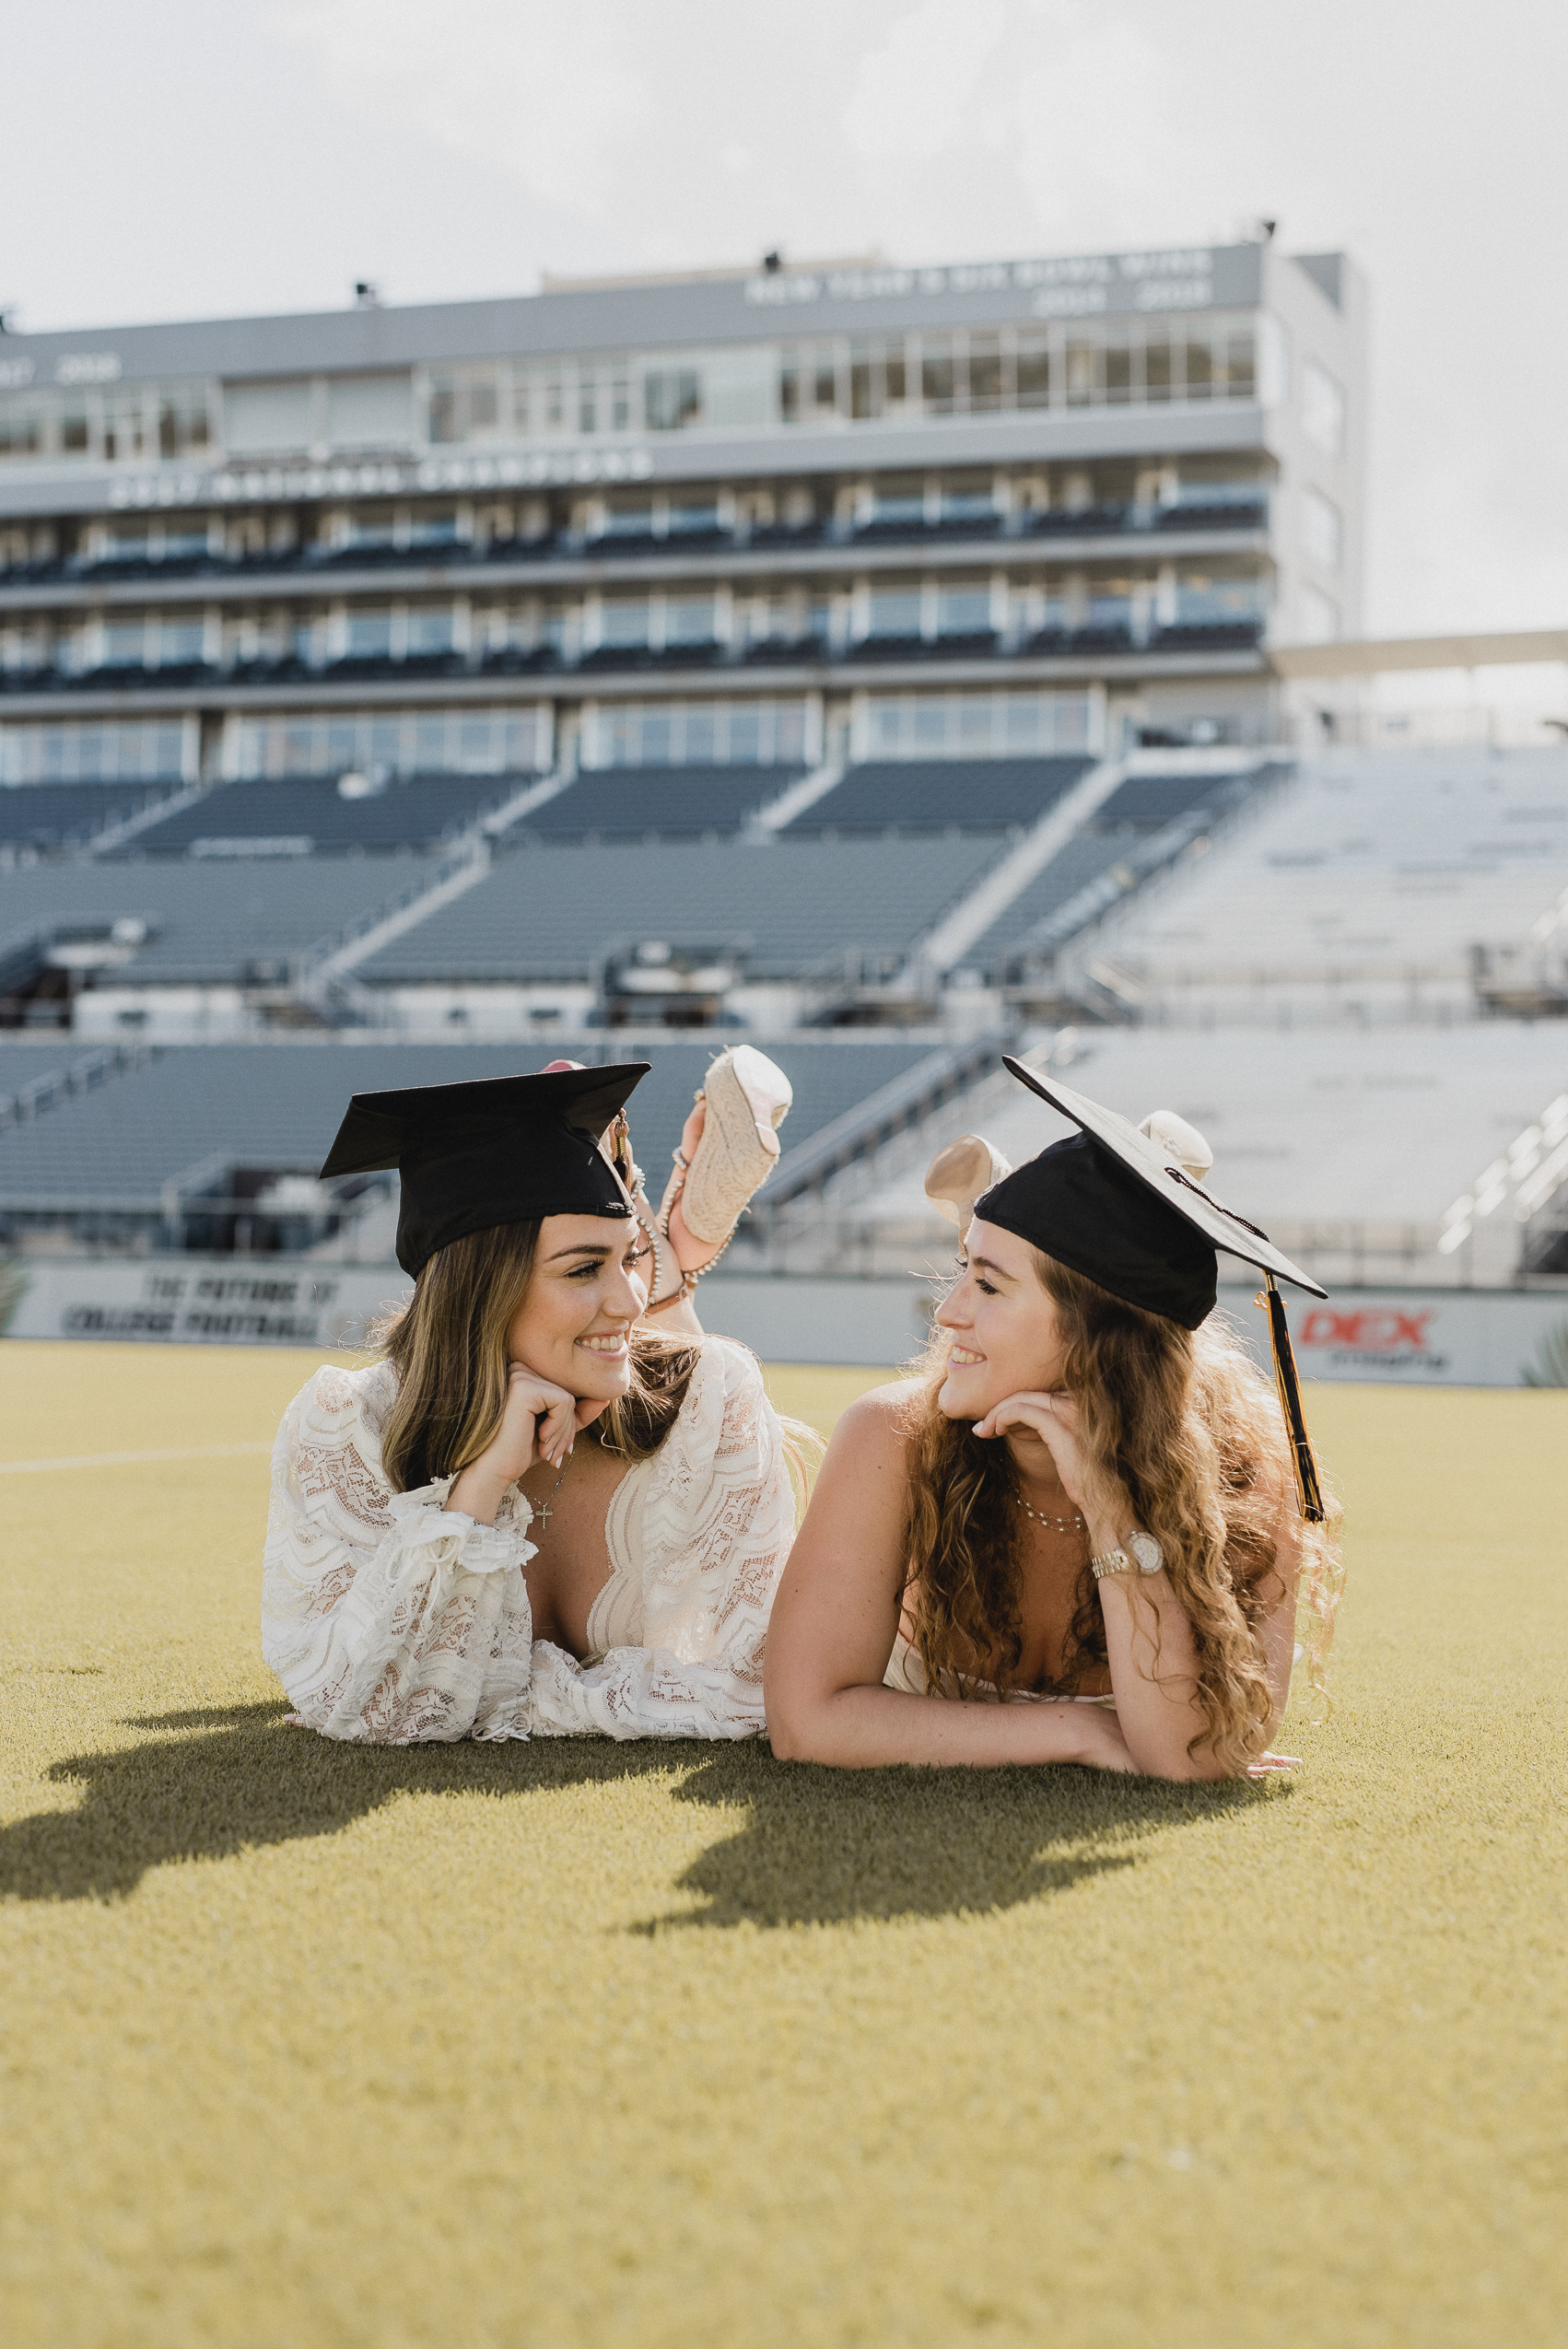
[320,1062,650,1279]
[977,1058,1328,1522]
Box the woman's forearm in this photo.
[768,1681,1121,1771]
[1095,1572,1226,1779]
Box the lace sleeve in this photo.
[524,1338,796,1741]
[261,1363,536,1745]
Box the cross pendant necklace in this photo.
[532,1455,571,1531]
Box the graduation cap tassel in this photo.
[1258,1275,1325,1525]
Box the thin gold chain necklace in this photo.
[1014,1493,1085,1536]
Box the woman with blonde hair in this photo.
[765,1060,1342,1781]
[263,1051,802,1744]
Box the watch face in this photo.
[1128,1530,1164,1575]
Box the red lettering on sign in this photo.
[1297,1308,1434,1353]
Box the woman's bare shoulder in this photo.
[829,1377,925,1455]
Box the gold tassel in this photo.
[1256,1275,1326,1524]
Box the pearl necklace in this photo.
[1015,1494,1085,1536]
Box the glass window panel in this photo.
[0,400,45,458]
[779,356,801,423]
[470,378,498,433]
[1004,695,1042,750]
[912,697,948,750]
[158,621,206,664]
[602,599,650,648]
[867,590,922,638]
[579,380,597,434]
[812,356,838,416]
[1184,337,1213,399]
[968,333,1004,413]
[665,594,716,644]
[102,621,146,666]
[544,376,565,431]
[511,377,532,435]
[407,508,459,547]
[368,717,404,767]
[413,714,449,771]
[457,714,497,769]
[1144,333,1173,403]
[1065,339,1098,407]
[407,606,455,654]
[1223,333,1256,399]
[644,369,702,431]
[1105,340,1132,405]
[685,707,718,763]
[345,611,392,657]
[1016,335,1051,409]
[60,403,91,453]
[602,502,655,540]
[638,709,674,764]
[283,721,316,775]
[849,340,878,420]
[920,338,956,415]
[668,500,720,535]
[884,342,907,405]
[957,695,994,749]
[937,587,993,636]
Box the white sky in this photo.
[4,0,1565,640]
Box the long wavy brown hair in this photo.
[375,1220,700,1494]
[901,1251,1344,1774]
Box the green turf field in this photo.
[2,1340,1564,2348]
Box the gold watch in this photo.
[1090,1531,1164,1582]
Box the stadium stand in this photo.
[779,756,1095,836]
[0,1035,947,1247]
[97,772,536,859]
[1084,744,1568,1023]
[513,765,805,842]
[0,858,427,991]
[357,834,1006,987]
[0,781,189,856]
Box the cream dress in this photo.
[262,1335,795,1745]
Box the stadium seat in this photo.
[513,765,804,843]
[781,756,1095,837]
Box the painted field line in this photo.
[0,1441,274,1477]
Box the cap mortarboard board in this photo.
[320,1062,650,1278]
[977,1057,1328,1522]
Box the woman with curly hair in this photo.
[766,1060,1342,1781]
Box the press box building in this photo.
[0,238,1365,797]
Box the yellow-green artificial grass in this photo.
[2,1339,1565,2348]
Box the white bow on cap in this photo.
[1139,1109,1213,1182]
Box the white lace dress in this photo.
[261,1336,795,1745]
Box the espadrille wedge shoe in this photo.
[679,1046,793,1247]
[924,1133,1012,1241]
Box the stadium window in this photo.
[665,593,717,645]
[1144,333,1173,403]
[407,605,456,656]
[544,375,565,432]
[668,499,721,537]
[778,353,802,423]
[345,610,392,659]
[812,354,839,419]
[102,392,151,462]
[1223,333,1256,399]
[1065,340,1097,407]
[61,401,91,454]
[940,482,995,523]
[611,373,631,431]
[883,339,907,408]
[685,706,719,761]
[157,619,206,666]
[1302,359,1345,455]
[920,337,957,415]
[968,333,1005,413]
[866,589,923,639]
[158,388,212,458]
[601,599,651,649]
[100,619,148,668]
[0,397,43,459]
[511,376,532,436]
[1184,336,1213,400]
[937,584,993,636]
[579,376,598,435]
[1015,333,1051,410]
[1303,486,1342,572]
[407,507,460,549]
[645,368,703,431]
[1104,336,1133,405]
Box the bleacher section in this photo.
[515,765,805,842]
[0,859,422,988]
[357,835,1005,985]
[0,1037,943,1229]
[962,759,1283,976]
[0,781,187,855]
[779,756,1095,836]
[98,772,533,859]
[1091,744,1568,1023]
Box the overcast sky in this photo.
[4,0,1564,642]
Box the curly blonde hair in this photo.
[900,1251,1343,1774]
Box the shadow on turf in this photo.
[0,1704,1280,1920]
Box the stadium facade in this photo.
[0,238,1365,802]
